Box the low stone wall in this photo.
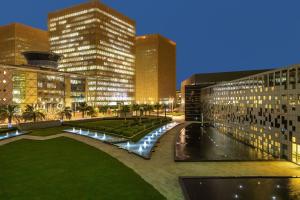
[17,120,62,131]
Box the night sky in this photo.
[1,0,300,89]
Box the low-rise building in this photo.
[200,65,300,163]
[0,51,87,118]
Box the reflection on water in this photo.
[175,123,275,161]
[180,177,300,200]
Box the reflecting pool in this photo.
[180,177,300,200]
[175,123,275,161]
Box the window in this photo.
[275,71,281,86]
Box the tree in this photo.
[162,104,168,118]
[77,102,89,118]
[22,105,45,122]
[120,105,130,121]
[146,104,154,116]
[138,105,144,123]
[0,104,19,128]
[87,106,97,117]
[99,105,108,115]
[58,107,72,121]
[154,103,161,119]
[131,104,140,117]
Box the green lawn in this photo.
[64,118,171,141]
[28,126,70,136]
[0,138,166,200]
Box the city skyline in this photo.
[2,1,300,89]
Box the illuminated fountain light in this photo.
[16,130,19,135]
[272,196,276,200]
[151,133,154,138]
[138,145,143,154]
[148,137,151,143]
[126,141,130,149]
[159,128,162,132]
[94,133,98,138]
[234,194,239,199]
[79,129,82,134]
[102,134,106,140]
[6,133,9,137]
[72,128,76,133]
[155,131,158,136]
[87,130,90,134]
[143,141,147,148]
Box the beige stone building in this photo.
[0,23,49,65]
[135,34,176,104]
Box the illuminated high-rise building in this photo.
[0,23,49,65]
[135,34,176,104]
[48,1,136,105]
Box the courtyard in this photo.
[1,122,300,199]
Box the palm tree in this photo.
[147,104,154,116]
[58,107,72,121]
[87,106,96,117]
[77,102,89,118]
[0,104,19,128]
[22,105,45,122]
[162,104,168,118]
[154,103,161,119]
[131,104,140,117]
[99,105,109,115]
[120,105,130,121]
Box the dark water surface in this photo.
[180,177,300,200]
[175,123,275,161]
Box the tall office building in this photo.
[0,23,49,65]
[48,1,136,106]
[135,34,176,104]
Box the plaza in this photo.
[1,0,300,200]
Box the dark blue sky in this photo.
[1,0,300,89]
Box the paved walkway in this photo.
[1,123,300,200]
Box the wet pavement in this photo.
[175,123,275,161]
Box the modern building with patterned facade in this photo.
[0,23,49,65]
[135,34,176,104]
[181,70,270,121]
[48,1,136,106]
[0,51,87,118]
[201,65,300,163]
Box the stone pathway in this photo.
[1,123,300,200]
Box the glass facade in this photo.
[48,1,136,105]
[0,64,87,118]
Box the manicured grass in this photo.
[0,138,166,200]
[64,118,171,141]
[28,126,70,136]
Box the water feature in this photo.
[0,130,24,141]
[65,128,128,143]
[115,122,179,159]
[180,177,300,200]
[175,123,275,161]
[65,122,179,159]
